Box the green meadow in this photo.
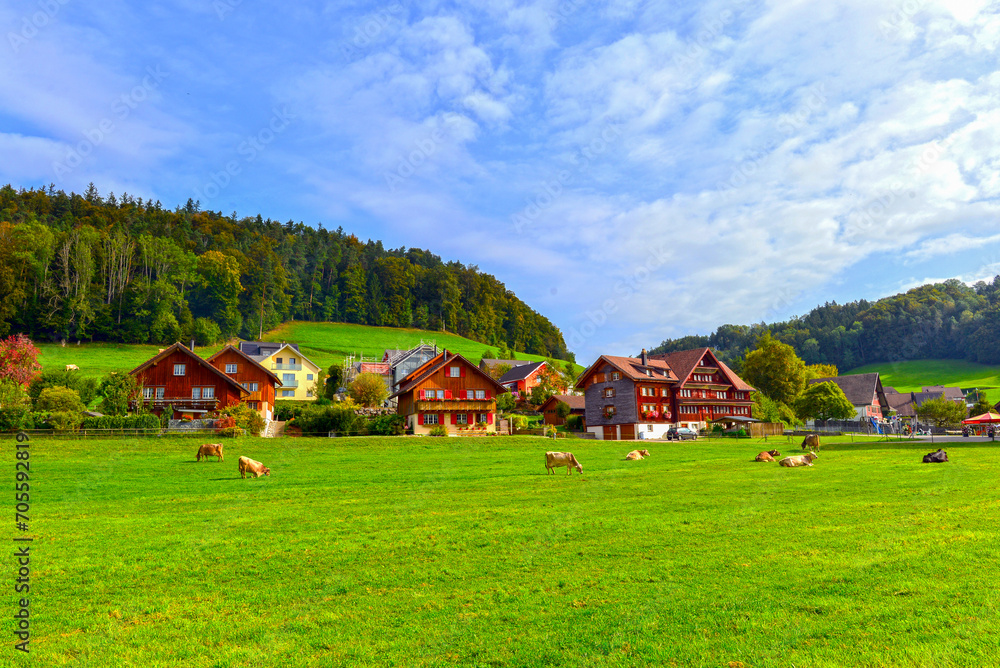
[849,359,1000,404]
[5,434,998,666]
[33,321,581,382]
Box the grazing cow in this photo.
[238,456,270,479]
[801,434,821,451]
[625,449,650,460]
[922,449,948,463]
[754,449,781,462]
[196,443,224,462]
[65,364,79,371]
[780,452,819,467]
[546,451,583,475]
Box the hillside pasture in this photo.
[6,434,999,666]
[849,358,1000,404]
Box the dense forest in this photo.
[650,277,1000,370]
[0,185,571,360]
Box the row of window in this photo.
[419,412,491,425]
[142,387,215,399]
[419,389,490,400]
[639,387,670,397]
[678,405,751,415]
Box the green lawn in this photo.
[849,359,1000,403]
[6,434,999,666]
[33,321,582,382]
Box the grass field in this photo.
[5,434,999,666]
[33,321,581,382]
[849,359,1000,403]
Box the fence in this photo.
[749,422,785,438]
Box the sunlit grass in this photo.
[849,358,1000,404]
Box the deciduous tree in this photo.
[915,395,967,428]
[349,372,389,408]
[795,381,856,421]
[742,332,807,405]
[0,334,41,387]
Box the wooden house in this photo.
[575,350,678,440]
[207,345,283,421]
[128,342,248,419]
[540,394,586,427]
[806,372,890,421]
[650,348,755,431]
[391,350,509,435]
[498,361,547,398]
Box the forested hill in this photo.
[0,185,571,361]
[650,277,1000,371]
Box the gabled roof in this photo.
[390,350,509,399]
[574,354,677,389]
[243,342,321,371]
[649,348,755,391]
[921,386,966,402]
[480,358,533,370]
[541,394,586,411]
[499,361,546,384]
[239,340,300,357]
[129,342,248,395]
[808,373,888,410]
[884,388,916,417]
[207,344,283,386]
[384,344,437,367]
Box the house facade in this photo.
[391,350,508,435]
[650,348,755,430]
[207,345,283,421]
[129,342,247,419]
[540,394,586,427]
[575,350,678,440]
[806,372,890,421]
[498,361,547,398]
[239,341,322,401]
[383,344,438,391]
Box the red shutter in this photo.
[451,413,457,425]
[461,367,466,377]
[487,412,493,424]
[486,391,491,400]
[419,389,425,400]
[445,390,452,400]
[417,413,424,425]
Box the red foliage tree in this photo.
[0,334,41,387]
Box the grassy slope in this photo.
[8,434,999,667]
[849,359,1000,403]
[34,321,583,380]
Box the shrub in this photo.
[30,371,98,406]
[215,414,237,431]
[36,386,86,414]
[80,414,160,430]
[428,425,448,437]
[192,317,222,346]
[49,411,82,431]
[366,414,405,436]
[294,404,363,436]
[0,406,30,431]
[98,372,142,416]
[219,403,265,436]
[217,426,245,438]
[566,415,583,431]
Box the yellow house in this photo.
[238,341,322,401]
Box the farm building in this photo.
[207,345,283,421]
[129,342,247,419]
[540,394,586,427]
[807,372,890,421]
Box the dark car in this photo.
[665,427,698,441]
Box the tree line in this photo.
[650,277,1000,371]
[0,184,571,360]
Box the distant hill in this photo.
[0,184,571,361]
[650,277,1000,373]
[848,359,1000,404]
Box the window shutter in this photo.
[417,413,424,425]
[486,391,491,400]
[461,367,466,377]
[419,389,425,400]
[451,413,457,425]
[487,413,493,425]
[445,390,452,400]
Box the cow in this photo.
[238,456,271,479]
[801,434,821,451]
[754,449,781,462]
[780,452,819,467]
[196,443,224,462]
[546,451,583,475]
[625,449,650,460]
[65,364,79,371]
[922,449,948,463]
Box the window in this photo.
[680,389,691,398]
[192,388,201,399]
[203,387,215,399]
[604,405,616,417]
[647,424,653,432]
[249,382,258,392]
[283,374,295,384]
[449,366,461,377]
[247,402,258,410]
[661,388,669,397]
[225,364,237,374]
[457,413,468,424]
[306,374,313,381]
[423,413,439,425]
[281,390,294,397]
[466,390,474,400]
[306,390,313,397]
[436,389,446,400]
[645,369,652,377]
[611,372,621,381]
[475,390,485,399]
[156,387,164,399]
[173,364,185,376]
[276,357,282,364]
[604,387,615,398]
[477,413,488,424]
[290,358,297,365]
[143,387,154,398]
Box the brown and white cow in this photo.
[546,451,583,475]
[238,456,271,478]
[780,452,819,467]
[801,434,821,451]
[196,443,224,462]
[754,449,781,462]
[625,449,650,460]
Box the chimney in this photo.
[641,348,648,366]
[190,339,195,351]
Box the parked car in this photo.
[665,427,698,441]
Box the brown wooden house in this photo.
[650,347,755,430]
[391,350,509,435]
[207,345,283,421]
[540,394,586,427]
[129,342,248,419]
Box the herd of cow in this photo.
[544,434,950,475]
[195,443,271,478]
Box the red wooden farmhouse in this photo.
[207,344,283,421]
[128,342,247,419]
[649,347,755,430]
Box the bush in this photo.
[30,371,98,406]
[220,403,265,436]
[192,317,222,346]
[217,426,245,438]
[293,404,363,436]
[80,414,161,430]
[428,425,448,437]
[98,372,141,416]
[273,403,300,421]
[0,406,30,431]
[48,411,82,431]
[36,386,86,414]
[566,415,583,431]
[366,414,405,435]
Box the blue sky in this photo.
[2,0,999,362]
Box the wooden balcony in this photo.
[130,397,219,411]
[417,400,495,411]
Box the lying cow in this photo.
[922,449,948,463]
[801,434,821,451]
[65,364,79,371]
[546,451,583,475]
[196,443,224,462]
[238,456,271,479]
[754,449,781,462]
[780,452,819,467]
[625,449,650,460]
